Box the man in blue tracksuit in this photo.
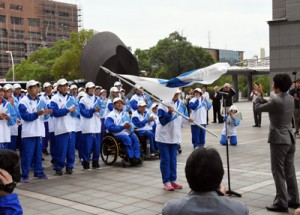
[2,84,18,151]
[49,79,79,176]
[189,88,212,148]
[105,98,142,166]
[131,100,156,156]
[130,84,152,111]
[79,82,104,170]
[0,86,16,150]
[40,82,53,156]
[18,80,52,183]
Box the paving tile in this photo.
[14,101,300,215]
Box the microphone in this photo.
[218,91,229,95]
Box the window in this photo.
[0,3,5,9]
[59,11,69,17]
[44,20,56,29]
[60,23,69,30]
[43,8,54,15]
[10,4,23,11]
[11,17,24,25]
[12,30,24,39]
[29,31,41,39]
[0,28,7,37]
[0,15,5,23]
[28,18,40,27]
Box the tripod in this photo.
[222,96,242,197]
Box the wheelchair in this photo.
[100,133,143,168]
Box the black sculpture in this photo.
[80,31,139,91]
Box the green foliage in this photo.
[254,75,270,96]
[6,29,95,83]
[134,31,215,79]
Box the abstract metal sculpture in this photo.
[80,31,139,91]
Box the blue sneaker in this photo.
[21,177,29,183]
[34,173,48,179]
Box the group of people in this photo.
[1,73,300,214]
[0,78,241,191]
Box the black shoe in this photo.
[92,160,101,169]
[178,145,182,154]
[257,125,261,127]
[266,204,288,212]
[66,168,73,174]
[253,125,258,127]
[212,121,217,123]
[55,169,63,176]
[82,162,91,170]
[288,202,300,209]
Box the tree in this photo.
[6,29,95,82]
[134,31,214,79]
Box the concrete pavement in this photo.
[15,101,300,215]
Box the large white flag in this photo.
[120,62,229,103]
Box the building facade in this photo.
[0,0,79,78]
[204,48,244,66]
[268,0,300,78]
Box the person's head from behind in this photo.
[273,74,292,93]
[185,147,224,192]
[0,150,21,185]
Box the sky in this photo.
[59,0,272,59]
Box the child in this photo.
[220,105,240,146]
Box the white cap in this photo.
[175,89,182,94]
[57,78,68,86]
[95,85,102,90]
[53,83,58,88]
[70,84,78,90]
[26,80,40,89]
[78,87,84,92]
[114,81,122,87]
[21,89,26,93]
[194,88,202,93]
[12,83,21,91]
[138,100,147,107]
[85,82,95,89]
[100,89,107,94]
[134,84,142,89]
[229,105,238,112]
[110,87,119,93]
[224,83,230,87]
[3,84,13,91]
[52,86,57,93]
[120,88,125,92]
[43,82,52,89]
[77,91,85,99]
[150,102,158,110]
[113,97,123,103]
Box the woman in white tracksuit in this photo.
[155,91,193,191]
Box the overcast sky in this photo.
[60,0,272,59]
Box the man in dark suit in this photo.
[219,83,236,115]
[255,74,299,213]
[211,86,223,123]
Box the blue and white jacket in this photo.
[105,109,134,136]
[79,94,104,134]
[132,110,154,131]
[130,93,152,111]
[0,98,15,142]
[221,114,240,136]
[50,92,79,135]
[189,97,212,125]
[19,95,49,138]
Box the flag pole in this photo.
[100,66,219,138]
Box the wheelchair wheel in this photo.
[100,135,119,165]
